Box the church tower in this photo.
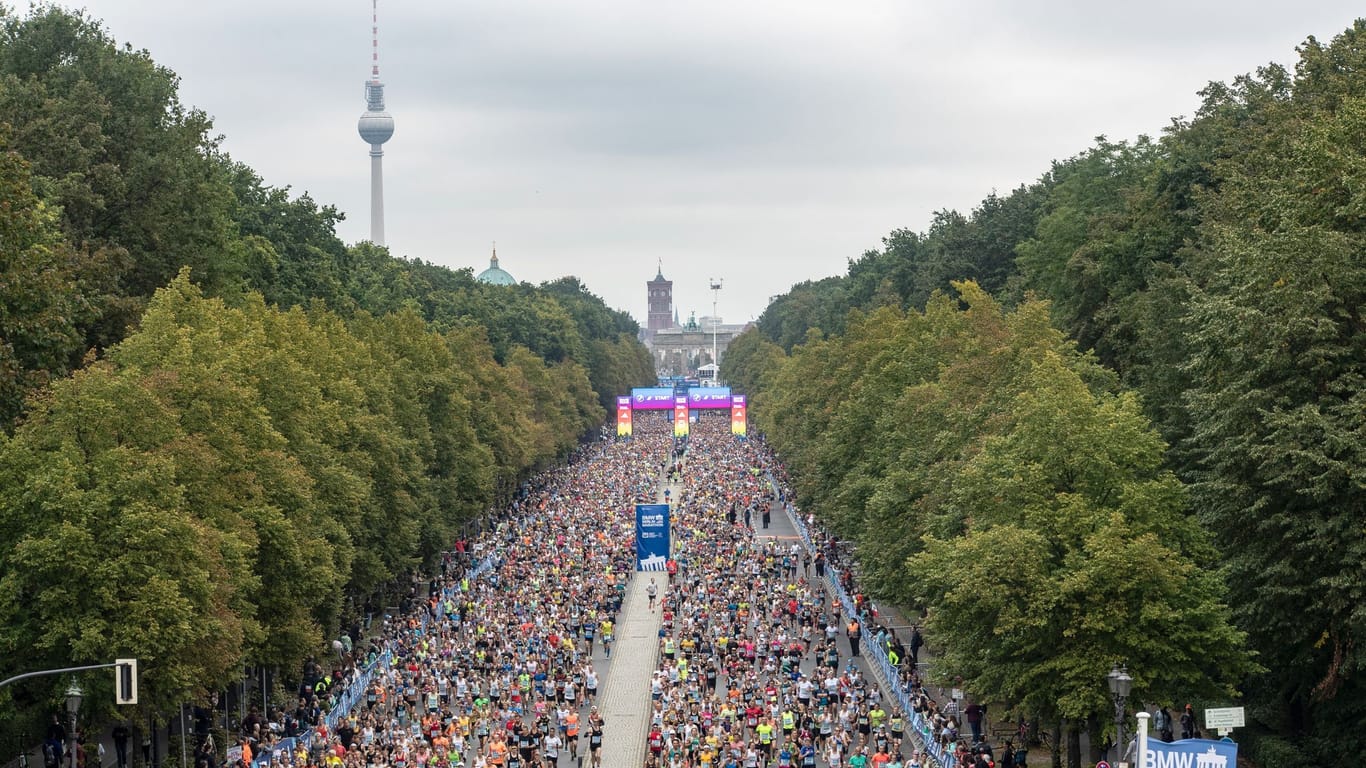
[647,262,673,332]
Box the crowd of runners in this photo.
[642,416,928,768]
[208,409,973,768]
[222,413,675,768]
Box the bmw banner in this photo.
[635,503,671,571]
[1143,739,1237,768]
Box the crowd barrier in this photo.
[770,474,956,768]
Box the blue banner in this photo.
[687,386,732,409]
[631,387,675,410]
[1144,739,1237,768]
[635,503,670,571]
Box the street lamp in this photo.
[708,278,722,381]
[1107,665,1132,765]
[64,680,82,768]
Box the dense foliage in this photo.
[732,291,1253,764]
[0,3,652,736]
[0,275,605,719]
[740,20,1366,768]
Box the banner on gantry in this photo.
[616,396,632,437]
[631,387,675,410]
[673,396,689,437]
[687,386,732,409]
[731,394,747,436]
[635,503,671,571]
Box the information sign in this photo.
[1203,707,1244,731]
[1204,706,1244,737]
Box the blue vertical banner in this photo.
[1143,739,1237,768]
[635,503,671,571]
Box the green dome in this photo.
[476,251,515,285]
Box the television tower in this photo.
[357,0,395,246]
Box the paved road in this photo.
[597,469,676,768]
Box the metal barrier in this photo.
[770,476,956,768]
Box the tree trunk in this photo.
[1052,719,1064,768]
[1067,720,1082,768]
[1087,714,1104,765]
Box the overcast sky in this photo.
[54,1,1364,325]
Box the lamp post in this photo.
[1136,712,1151,768]
[1107,665,1132,766]
[708,278,722,381]
[64,681,82,768]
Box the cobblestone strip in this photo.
[597,471,675,768]
[597,574,662,768]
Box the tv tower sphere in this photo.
[358,109,394,145]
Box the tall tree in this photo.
[1180,25,1366,761]
[0,136,112,426]
[0,361,253,720]
[0,5,240,326]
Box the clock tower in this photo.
[647,262,674,332]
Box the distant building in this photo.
[647,263,673,331]
[476,247,516,285]
[639,264,750,376]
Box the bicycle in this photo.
[1013,719,1052,751]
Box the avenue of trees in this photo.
[0,4,653,739]
[729,20,1366,768]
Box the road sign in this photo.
[1205,707,1245,730]
[951,688,964,700]
[1096,761,1110,768]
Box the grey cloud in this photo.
[66,0,1366,325]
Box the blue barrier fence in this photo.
[771,479,956,768]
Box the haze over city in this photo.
[65,0,1362,324]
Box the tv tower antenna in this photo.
[358,0,395,246]
[371,0,381,82]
